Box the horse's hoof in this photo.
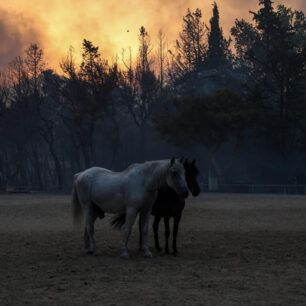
[172,251,179,256]
[156,247,162,253]
[120,251,129,259]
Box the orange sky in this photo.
[0,0,305,70]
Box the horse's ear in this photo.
[170,157,175,166]
[191,159,196,165]
[179,156,184,163]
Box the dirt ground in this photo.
[1,193,306,305]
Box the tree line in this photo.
[0,0,306,191]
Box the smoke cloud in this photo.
[0,0,305,70]
[0,9,42,67]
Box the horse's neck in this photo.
[145,161,168,191]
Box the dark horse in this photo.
[111,158,200,255]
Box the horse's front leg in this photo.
[172,214,182,255]
[120,208,137,259]
[153,216,162,252]
[138,215,142,250]
[164,217,170,254]
[140,209,153,258]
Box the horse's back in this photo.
[75,167,120,184]
[75,167,135,213]
[77,167,112,178]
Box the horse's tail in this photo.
[110,214,126,230]
[71,175,82,226]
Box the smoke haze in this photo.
[0,0,305,70]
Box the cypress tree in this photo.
[205,2,229,68]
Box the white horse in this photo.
[72,158,189,258]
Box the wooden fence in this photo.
[200,184,306,195]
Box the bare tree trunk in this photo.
[50,146,63,189]
[139,127,146,162]
[40,131,64,189]
[109,117,120,168]
[89,121,96,166]
[208,148,219,192]
[30,144,43,188]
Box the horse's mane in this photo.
[124,160,169,173]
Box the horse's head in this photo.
[166,157,189,199]
[182,158,201,197]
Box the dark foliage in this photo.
[1,1,306,190]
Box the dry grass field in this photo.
[1,193,306,305]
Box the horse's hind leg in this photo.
[153,216,162,252]
[139,209,153,258]
[84,206,98,255]
[84,208,99,253]
[121,208,137,259]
